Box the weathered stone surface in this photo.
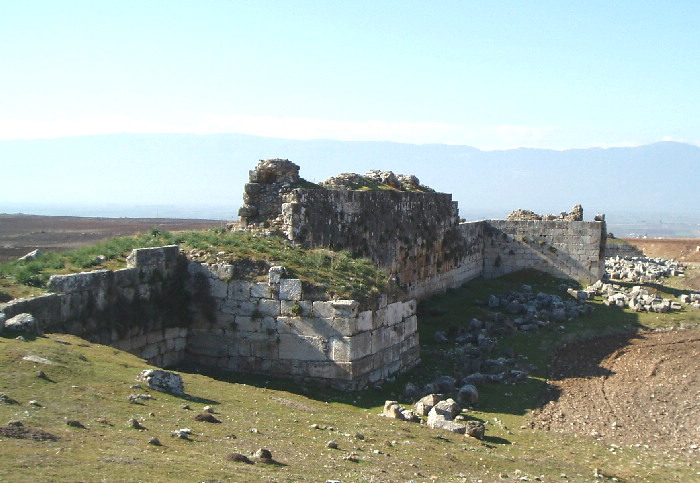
[4,313,40,334]
[136,369,184,396]
[465,420,486,439]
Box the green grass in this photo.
[1,268,698,481]
[0,229,392,303]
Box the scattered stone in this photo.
[136,370,184,396]
[326,440,338,449]
[226,452,254,464]
[36,370,48,379]
[194,413,221,423]
[382,400,406,420]
[254,448,273,461]
[128,418,146,430]
[466,420,486,439]
[0,393,19,405]
[457,384,479,406]
[29,400,42,407]
[148,437,161,446]
[181,404,191,410]
[171,428,192,439]
[19,249,41,261]
[344,454,360,462]
[7,420,23,427]
[202,405,215,413]
[66,420,86,429]
[22,355,53,365]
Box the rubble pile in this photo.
[605,256,684,283]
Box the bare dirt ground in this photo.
[624,237,700,263]
[531,330,700,454]
[0,214,222,262]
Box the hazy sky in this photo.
[2,1,698,149]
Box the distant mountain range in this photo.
[1,134,698,236]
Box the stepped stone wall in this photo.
[185,263,419,390]
[0,246,418,390]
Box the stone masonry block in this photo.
[278,334,328,361]
[257,299,281,317]
[404,314,418,335]
[276,317,340,338]
[251,282,273,299]
[209,279,228,299]
[229,281,252,300]
[279,279,303,301]
[357,310,373,332]
[386,301,403,326]
[234,315,259,333]
[312,301,334,318]
[280,300,312,317]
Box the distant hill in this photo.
[1,134,698,232]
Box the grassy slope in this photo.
[2,267,698,481]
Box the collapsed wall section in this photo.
[185,263,419,390]
[482,220,607,283]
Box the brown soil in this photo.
[624,237,700,263]
[0,214,223,262]
[531,330,700,454]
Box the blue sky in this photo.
[2,0,698,149]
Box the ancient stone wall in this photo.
[239,160,607,297]
[0,245,418,390]
[279,188,467,299]
[0,246,190,367]
[185,263,419,390]
[481,220,606,283]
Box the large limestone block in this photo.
[229,281,252,300]
[279,279,303,301]
[257,299,281,317]
[329,332,372,362]
[278,334,328,361]
[357,310,373,332]
[386,301,403,326]
[276,317,339,338]
[251,282,273,299]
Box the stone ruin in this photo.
[506,205,584,222]
[0,158,609,391]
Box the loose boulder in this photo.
[136,370,184,396]
[4,313,40,335]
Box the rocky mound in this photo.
[321,170,434,192]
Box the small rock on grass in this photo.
[128,418,146,430]
[254,448,272,461]
[148,437,161,446]
[66,420,86,429]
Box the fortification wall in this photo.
[482,220,606,283]
[0,245,418,390]
[280,188,469,299]
[0,246,190,367]
[184,263,419,390]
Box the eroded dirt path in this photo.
[531,329,700,454]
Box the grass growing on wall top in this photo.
[0,228,392,303]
